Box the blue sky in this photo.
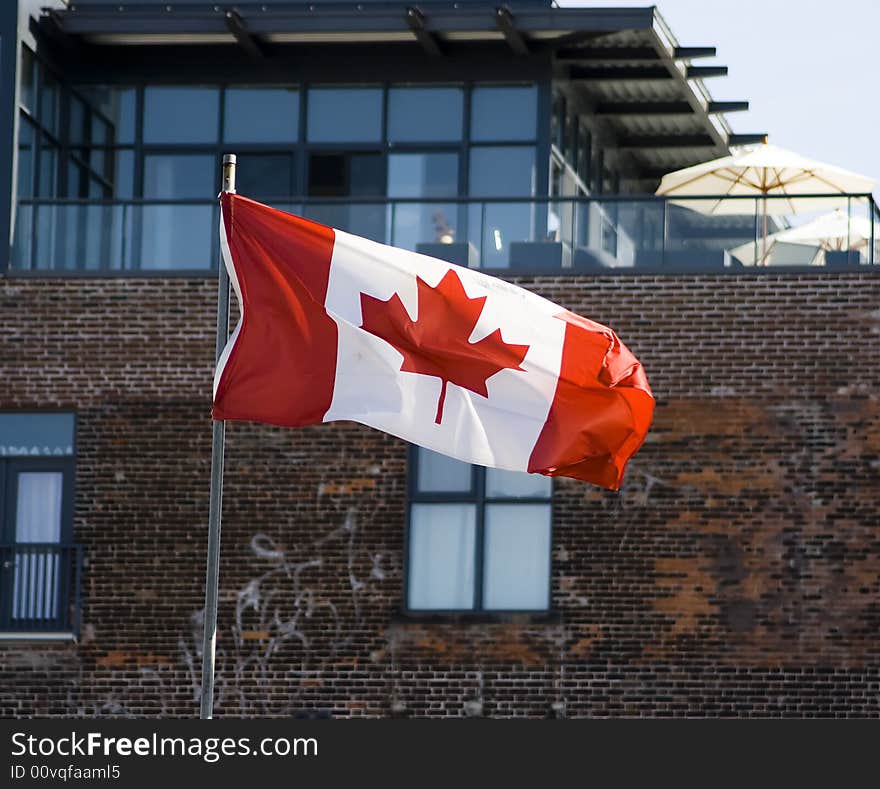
[559,0,878,192]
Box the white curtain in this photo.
[483,504,551,610]
[408,504,475,610]
[13,471,63,620]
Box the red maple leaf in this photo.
[360,269,530,425]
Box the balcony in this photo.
[11,194,879,275]
[0,543,84,639]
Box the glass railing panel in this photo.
[11,204,33,270]
[664,196,759,270]
[9,194,880,273]
[138,204,215,271]
[467,202,539,270]
[301,202,387,245]
[569,199,665,270]
[389,201,461,254]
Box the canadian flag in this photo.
[213,194,654,490]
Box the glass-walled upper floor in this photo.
[11,47,878,274]
[14,46,553,270]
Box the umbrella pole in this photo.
[761,195,768,265]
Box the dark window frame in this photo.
[0,411,79,635]
[403,444,553,615]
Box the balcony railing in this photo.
[0,543,83,637]
[11,193,879,274]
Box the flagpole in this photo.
[199,153,236,719]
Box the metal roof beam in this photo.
[570,66,671,81]
[224,10,265,60]
[728,133,768,146]
[556,46,659,61]
[49,7,657,39]
[686,65,728,79]
[617,134,716,149]
[673,46,716,59]
[406,7,443,57]
[495,7,529,56]
[595,101,693,116]
[707,100,750,114]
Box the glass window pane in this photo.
[301,202,387,243]
[17,118,35,199]
[468,201,535,269]
[143,86,219,144]
[468,146,535,197]
[39,70,59,137]
[235,153,295,197]
[471,85,537,142]
[13,472,64,620]
[388,87,463,142]
[37,142,57,198]
[387,152,458,198]
[0,413,75,456]
[483,504,550,610]
[486,468,551,498]
[69,96,87,145]
[15,472,63,543]
[391,202,459,252]
[307,87,382,142]
[113,149,135,199]
[224,87,299,143]
[76,86,136,145]
[307,152,383,197]
[408,503,476,609]
[11,204,33,269]
[416,447,472,493]
[143,153,215,199]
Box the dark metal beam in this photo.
[728,133,768,146]
[570,66,671,81]
[595,101,693,116]
[540,31,611,51]
[406,7,443,57]
[495,7,529,56]
[673,46,716,59]
[707,100,750,114]
[686,65,728,78]
[556,46,658,61]
[224,10,265,60]
[36,9,88,61]
[617,134,716,149]
[52,6,656,40]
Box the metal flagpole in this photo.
[200,153,236,719]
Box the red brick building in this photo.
[1,1,878,717]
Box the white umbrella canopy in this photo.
[730,210,875,265]
[656,143,876,216]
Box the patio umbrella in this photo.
[729,209,874,266]
[656,142,875,262]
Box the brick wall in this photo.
[1,273,878,718]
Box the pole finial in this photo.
[222,153,237,194]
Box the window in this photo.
[468,146,536,268]
[224,87,299,144]
[387,152,459,251]
[470,85,537,142]
[0,414,80,634]
[307,87,383,143]
[13,74,541,270]
[387,87,463,142]
[407,446,551,612]
[143,86,219,144]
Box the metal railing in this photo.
[11,193,879,274]
[0,543,83,636]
